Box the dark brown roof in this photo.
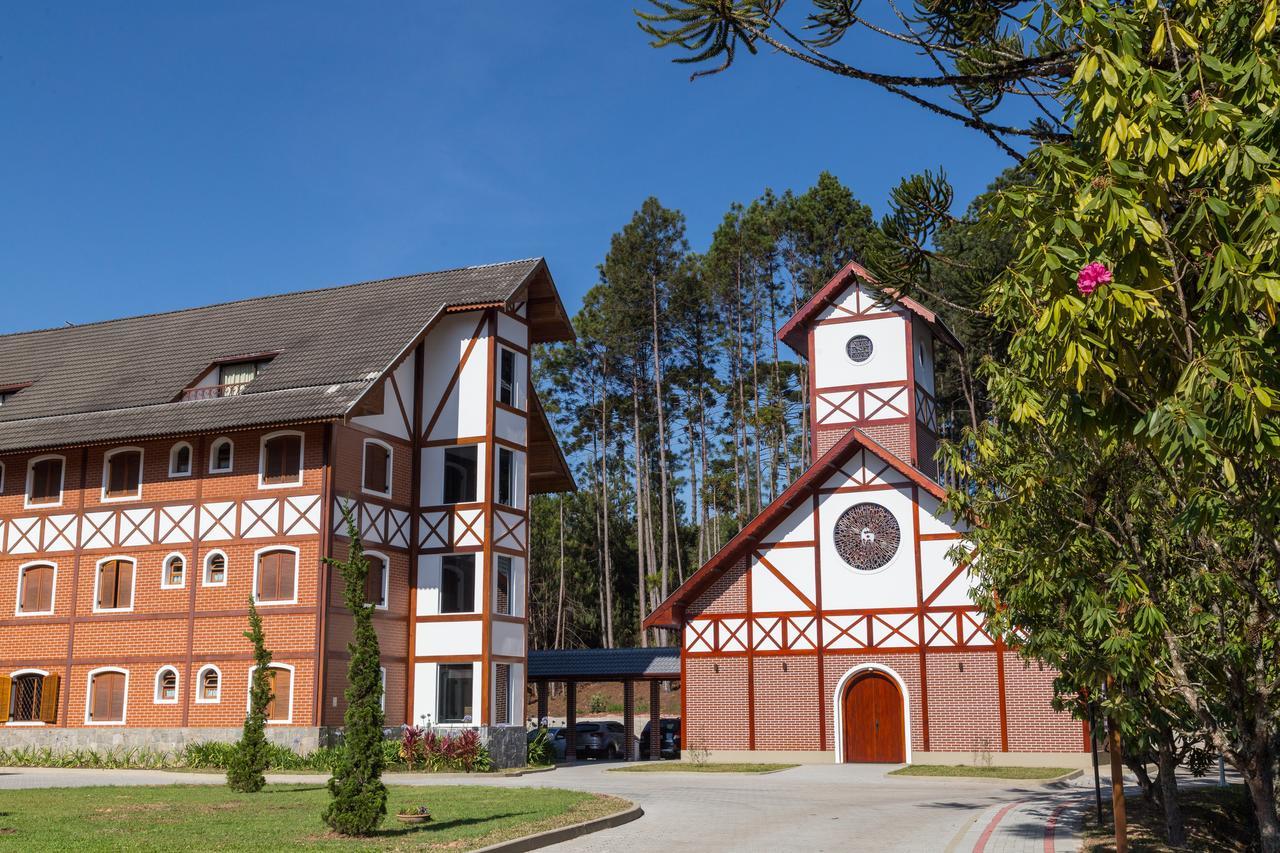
[527,647,680,681]
[643,426,946,629]
[776,260,964,356]
[0,258,574,454]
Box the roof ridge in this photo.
[0,257,543,341]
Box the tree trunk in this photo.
[631,378,649,648]
[555,498,566,650]
[600,357,615,649]
[1108,715,1129,853]
[650,271,672,609]
[1156,728,1185,847]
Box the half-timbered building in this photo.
[645,262,1087,764]
[0,259,573,757]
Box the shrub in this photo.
[227,599,273,793]
[589,693,607,714]
[527,727,554,767]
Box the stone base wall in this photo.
[480,726,526,770]
[0,726,325,754]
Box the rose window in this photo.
[833,503,900,571]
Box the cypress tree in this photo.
[322,507,387,835]
[227,598,272,793]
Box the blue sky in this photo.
[1,2,1015,334]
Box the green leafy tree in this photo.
[322,507,387,836]
[227,599,272,793]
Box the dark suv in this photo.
[556,721,627,759]
[639,718,681,760]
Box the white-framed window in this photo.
[247,663,294,724]
[25,454,65,509]
[161,553,186,589]
[253,546,298,605]
[361,439,393,498]
[195,665,222,703]
[496,447,516,507]
[442,445,478,504]
[494,555,512,617]
[379,666,387,712]
[169,442,193,478]
[85,667,129,725]
[6,668,56,725]
[101,447,144,502]
[364,550,389,610]
[259,430,303,489]
[496,346,522,408]
[203,550,228,586]
[154,666,179,704]
[93,557,135,613]
[15,561,57,616]
[440,553,477,614]
[209,437,234,474]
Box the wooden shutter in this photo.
[364,557,383,606]
[0,675,10,723]
[278,553,295,601]
[31,458,62,503]
[90,673,117,721]
[281,435,301,480]
[39,673,59,723]
[259,555,277,601]
[272,668,291,722]
[97,561,117,609]
[109,673,126,721]
[364,443,389,493]
[117,561,133,609]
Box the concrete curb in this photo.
[470,802,643,853]
[888,768,1083,786]
[607,764,798,776]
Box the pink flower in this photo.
[1077,261,1112,296]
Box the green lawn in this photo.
[0,784,630,851]
[609,762,797,774]
[889,764,1077,779]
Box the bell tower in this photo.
[777,262,958,478]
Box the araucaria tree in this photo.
[323,507,388,835]
[227,599,272,793]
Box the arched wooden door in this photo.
[842,671,905,763]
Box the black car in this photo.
[639,718,681,760]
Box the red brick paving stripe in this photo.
[973,801,1023,853]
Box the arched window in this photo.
[169,443,193,477]
[86,668,128,724]
[154,667,179,703]
[209,438,234,474]
[196,665,221,703]
[203,551,227,586]
[259,431,303,487]
[103,448,143,500]
[6,670,58,723]
[248,664,294,723]
[162,554,186,589]
[255,549,297,604]
[26,455,65,508]
[94,558,135,611]
[17,563,56,615]
[364,552,388,609]
[362,440,392,497]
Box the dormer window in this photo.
[217,360,261,396]
[180,354,275,401]
[0,382,31,406]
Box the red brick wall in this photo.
[687,557,747,617]
[922,651,1002,753]
[684,656,749,750]
[1003,652,1083,751]
[859,422,912,463]
[754,656,820,750]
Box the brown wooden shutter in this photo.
[109,673,125,721]
[278,553,295,601]
[282,435,301,480]
[97,561,117,609]
[264,669,277,720]
[270,668,291,721]
[31,458,62,503]
[90,673,114,721]
[0,675,10,724]
[364,443,389,493]
[259,555,276,601]
[117,561,133,609]
[37,566,54,612]
[39,673,59,723]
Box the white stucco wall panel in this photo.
[817,486,918,611]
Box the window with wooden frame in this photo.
[162,554,186,589]
[497,447,515,507]
[439,554,475,614]
[17,563,56,615]
[204,551,227,586]
[196,666,221,703]
[258,666,292,723]
[87,669,127,724]
[255,549,297,603]
[0,671,59,724]
[494,556,512,616]
[169,442,192,477]
[442,446,477,504]
[26,455,64,507]
[364,553,388,609]
[498,348,517,406]
[436,664,473,724]
[95,559,135,611]
[103,448,143,500]
[209,437,234,473]
[154,667,179,704]
[260,432,303,487]
[361,440,392,497]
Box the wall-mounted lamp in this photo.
[782,661,789,672]
[713,663,720,673]
[958,661,965,673]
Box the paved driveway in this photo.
[0,762,1094,852]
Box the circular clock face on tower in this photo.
[833,503,901,571]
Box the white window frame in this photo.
[496,346,522,409]
[439,552,479,615]
[379,666,387,712]
[6,668,51,727]
[247,662,295,724]
[208,437,234,474]
[161,552,187,590]
[14,560,57,617]
[84,666,130,726]
[252,545,300,606]
[257,430,304,490]
[92,556,136,614]
[195,664,222,704]
[365,549,390,611]
[100,446,145,503]
[153,666,180,704]
[203,549,229,587]
[168,442,193,478]
[24,453,66,510]
[360,438,394,498]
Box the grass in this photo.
[1080,785,1255,852]
[609,762,797,774]
[0,784,631,851]
[889,764,1077,779]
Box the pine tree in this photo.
[227,598,272,793]
[322,506,387,835]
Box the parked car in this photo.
[527,726,564,760]
[639,718,681,760]
[555,721,627,760]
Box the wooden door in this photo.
[842,672,905,763]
